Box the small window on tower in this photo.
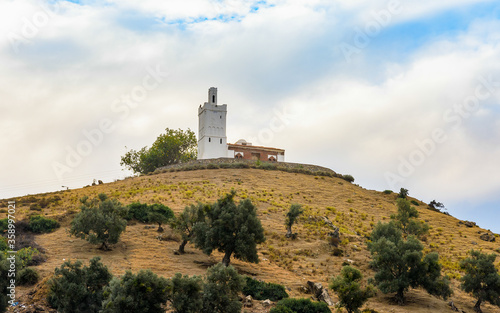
[212,95,215,103]
[209,138,211,142]
[220,115,222,119]
[220,139,222,144]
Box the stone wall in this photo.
[156,158,337,176]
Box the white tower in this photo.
[198,87,228,159]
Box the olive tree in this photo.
[368,222,451,304]
[70,194,127,250]
[460,250,500,313]
[193,192,265,266]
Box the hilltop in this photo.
[2,167,500,312]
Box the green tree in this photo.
[170,203,208,254]
[168,273,203,313]
[120,128,197,174]
[391,198,429,238]
[460,250,500,313]
[330,266,375,313]
[398,188,408,199]
[368,222,451,304]
[70,194,127,250]
[202,263,245,313]
[101,270,170,313]
[193,191,266,266]
[285,204,303,238]
[47,257,112,313]
[147,203,174,232]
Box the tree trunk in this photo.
[474,299,482,313]
[222,251,232,266]
[157,223,164,232]
[178,240,188,254]
[100,242,109,251]
[286,226,292,238]
[395,288,405,305]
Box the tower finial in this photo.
[208,87,217,105]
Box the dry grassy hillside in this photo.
[2,168,500,313]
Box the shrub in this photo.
[0,219,8,233]
[270,298,331,313]
[102,270,169,313]
[410,200,420,206]
[261,163,278,171]
[17,267,39,286]
[207,163,220,169]
[47,257,113,313]
[330,266,375,313]
[17,247,41,268]
[242,276,289,301]
[127,202,150,222]
[342,174,355,183]
[28,215,60,233]
[383,190,393,195]
[0,237,7,251]
[169,273,203,313]
[202,263,244,313]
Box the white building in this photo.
[197,87,285,162]
[197,87,228,159]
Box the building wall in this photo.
[198,87,228,159]
[230,146,285,162]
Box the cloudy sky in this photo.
[1,0,499,232]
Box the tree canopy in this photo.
[330,266,375,313]
[193,191,266,266]
[391,198,429,238]
[120,128,197,174]
[368,222,451,304]
[47,257,113,313]
[285,204,303,238]
[170,203,208,254]
[460,250,500,313]
[70,194,127,250]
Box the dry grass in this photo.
[2,168,500,313]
